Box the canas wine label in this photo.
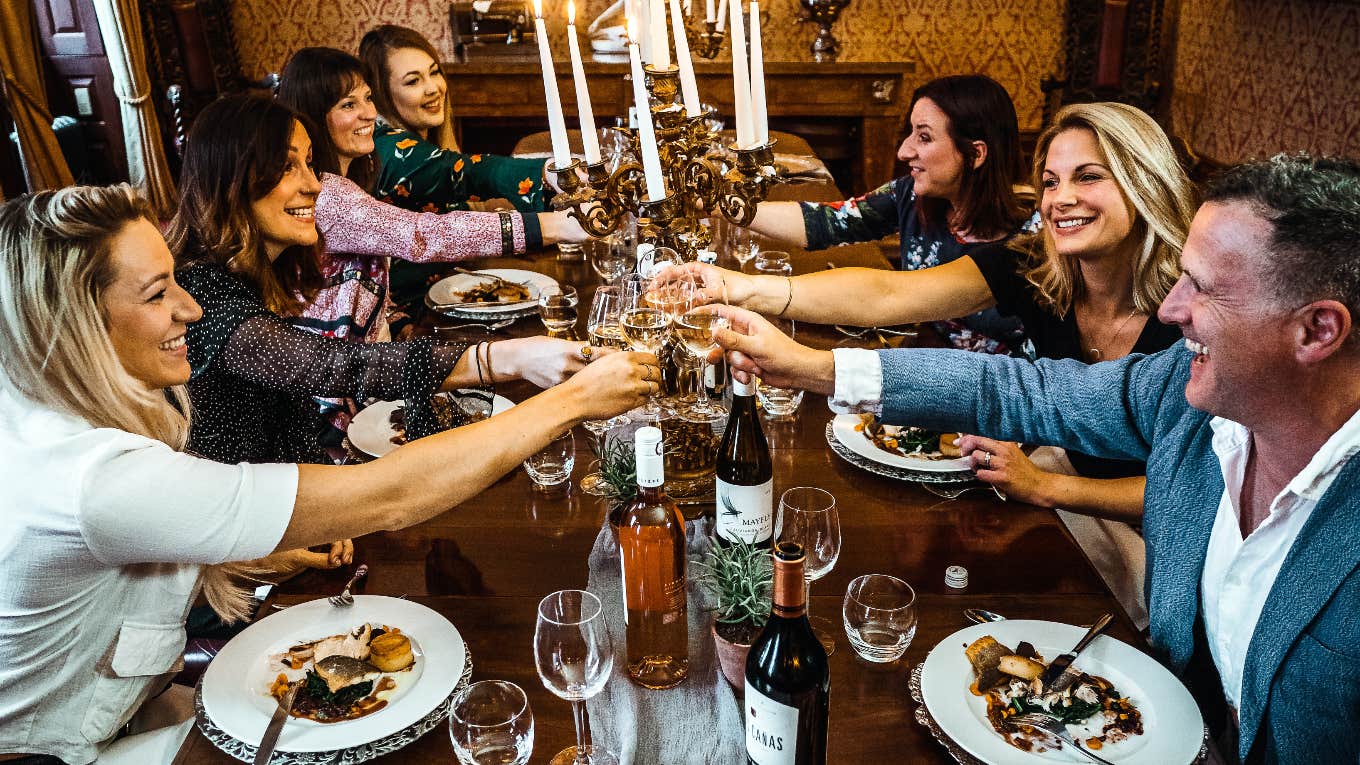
[746,684,799,764]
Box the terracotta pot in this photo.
[712,622,754,693]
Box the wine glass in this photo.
[674,289,729,423]
[580,287,628,495]
[776,487,841,655]
[620,275,671,419]
[448,680,534,765]
[589,233,631,285]
[538,285,580,337]
[730,226,760,273]
[534,590,618,765]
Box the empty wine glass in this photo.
[538,285,580,336]
[448,680,534,765]
[730,226,760,273]
[776,487,841,655]
[534,590,618,765]
[588,233,631,285]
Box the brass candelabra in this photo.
[547,62,779,261]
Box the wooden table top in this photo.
[179,180,1141,764]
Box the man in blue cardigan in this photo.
[708,154,1360,765]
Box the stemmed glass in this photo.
[620,274,672,419]
[448,680,534,765]
[674,283,729,422]
[580,287,627,495]
[776,487,841,655]
[534,590,617,765]
[729,225,760,273]
[589,234,631,286]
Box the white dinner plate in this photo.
[829,414,972,474]
[200,596,466,754]
[920,620,1203,764]
[426,268,557,315]
[348,391,515,459]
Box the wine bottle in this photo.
[715,377,773,547]
[745,542,830,765]
[618,426,690,689]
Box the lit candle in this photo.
[728,0,753,148]
[670,0,701,116]
[650,0,671,69]
[532,0,571,169]
[749,0,767,145]
[628,18,667,201]
[706,0,714,21]
[565,1,601,163]
[715,0,727,31]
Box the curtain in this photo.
[0,0,74,191]
[93,0,177,217]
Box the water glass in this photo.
[754,249,793,278]
[448,680,534,765]
[534,590,618,765]
[538,285,580,335]
[843,574,917,663]
[754,306,803,420]
[524,431,575,490]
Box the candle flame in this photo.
[532,0,543,18]
[567,0,576,23]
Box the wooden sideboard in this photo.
[444,59,915,194]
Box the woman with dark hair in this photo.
[276,47,586,340]
[0,184,649,764]
[740,74,1037,352]
[358,25,554,313]
[168,95,610,466]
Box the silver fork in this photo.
[921,483,1008,502]
[328,564,369,607]
[434,317,516,333]
[1011,712,1117,765]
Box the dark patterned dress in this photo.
[371,123,549,314]
[179,262,473,465]
[800,176,1041,354]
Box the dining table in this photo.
[177,167,1151,765]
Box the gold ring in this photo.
[580,344,594,361]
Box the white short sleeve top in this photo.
[0,387,297,764]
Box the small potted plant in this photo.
[694,539,773,692]
[595,438,637,541]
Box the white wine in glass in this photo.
[620,308,671,354]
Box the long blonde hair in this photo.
[0,185,259,622]
[1018,103,1198,315]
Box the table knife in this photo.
[252,684,298,765]
[1040,612,1113,692]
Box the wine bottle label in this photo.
[619,548,686,616]
[715,478,773,544]
[745,684,799,765]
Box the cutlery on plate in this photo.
[252,684,298,765]
[963,608,1006,624]
[431,299,533,310]
[328,564,369,607]
[434,318,517,333]
[1010,712,1117,765]
[1039,612,1114,691]
[453,267,531,287]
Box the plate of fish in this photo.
[199,595,465,753]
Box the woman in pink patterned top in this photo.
[278,47,588,343]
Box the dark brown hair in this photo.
[909,75,1028,240]
[166,94,323,315]
[358,24,460,151]
[278,46,378,191]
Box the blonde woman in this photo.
[0,186,651,763]
[669,103,1198,520]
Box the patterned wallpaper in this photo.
[1170,0,1360,163]
[231,0,1064,131]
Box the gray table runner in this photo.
[584,515,747,764]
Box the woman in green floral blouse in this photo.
[359,24,551,315]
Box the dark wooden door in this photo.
[30,0,127,183]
